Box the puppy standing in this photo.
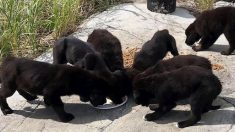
[185,7,235,55]
[87,29,132,97]
[53,37,103,68]
[0,57,111,122]
[53,36,130,103]
[139,55,212,78]
[133,66,222,128]
[53,37,115,102]
[87,29,124,72]
[133,29,179,71]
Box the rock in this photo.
[1,2,235,132]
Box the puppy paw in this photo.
[149,104,159,111]
[192,45,201,52]
[60,113,75,123]
[221,51,230,55]
[144,113,157,121]
[2,108,13,115]
[177,121,192,128]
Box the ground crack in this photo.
[221,97,235,132]
[40,122,46,132]
[16,99,42,128]
[226,124,235,132]
[221,97,235,107]
[99,120,114,132]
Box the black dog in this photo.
[133,29,179,71]
[138,55,212,78]
[53,37,130,103]
[87,29,124,72]
[53,37,116,102]
[133,66,222,128]
[53,36,95,66]
[0,57,115,122]
[84,53,132,102]
[185,7,235,55]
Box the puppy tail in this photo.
[209,105,220,110]
[168,35,179,56]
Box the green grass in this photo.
[195,0,214,11]
[0,0,120,59]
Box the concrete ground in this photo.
[1,1,235,132]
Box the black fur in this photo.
[0,57,116,122]
[138,55,212,78]
[185,7,235,55]
[133,66,221,128]
[53,37,111,78]
[133,29,179,71]
[53,36,95,67]
[53,37,116,102]
[87,29,124,72]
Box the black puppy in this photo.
[53,36,96,67]
[0,57,113,122]
[53,37,119,100]
[83,53,132,103]
[138,55,211,78]
[87,29,124,72]
[185,7,235,55]
[133,66,222,128]
[133,29,179,71]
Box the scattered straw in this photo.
[212,63,224,71]
[123,47,140,68]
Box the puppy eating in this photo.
[0,57,112,122]
[133,66,221,128]
[138,55,212,78]
[133,29,179,71]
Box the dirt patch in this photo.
[123,48,225,72]
[212,63,224,71]
[123,47,140,68]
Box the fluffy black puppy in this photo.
[133,66,222,128]
[87,29,124,72]
[133,29,179,71]
[53,36,96,67]
[185,7,235,55]
[0,57,114,122]
[138,55,211,78]
[53,37,123,102]
[84,53,132,103]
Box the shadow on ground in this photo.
[145,97,235,126]
[13,97,137,124]
[151,109,235,126]
[205,44,235,55]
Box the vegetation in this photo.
[194,0,214,11]
[0,0,121,59]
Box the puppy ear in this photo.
[53,37,67,64]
